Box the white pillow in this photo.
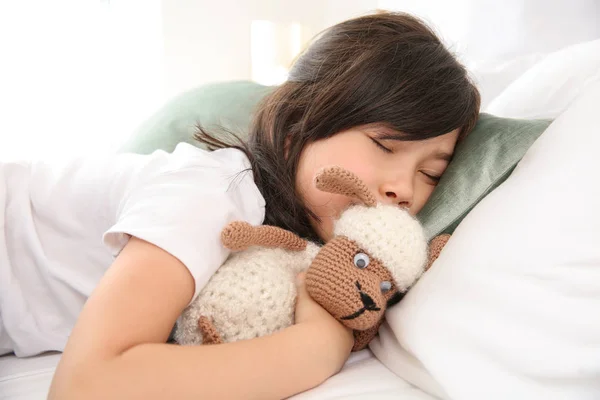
[371,81,600,400]
[469,52,547,109]
[486,39,600,119]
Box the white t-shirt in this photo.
[0,144,266,357]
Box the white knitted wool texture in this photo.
[334,204,427,291]
[175,242,320,345]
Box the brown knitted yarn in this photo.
[221,221,307,252]
[353,320,384,351]
[426,234,451,270]
[314,166,378,207]
[305,236,398,332]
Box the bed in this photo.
[2,10,599,400]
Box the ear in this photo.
[221,221,308,252]
[426,234,451,271]
[314,166,377,207]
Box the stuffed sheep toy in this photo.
[175,166,449,351]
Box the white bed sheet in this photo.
[0,352,58,400]
[0,349,436,400]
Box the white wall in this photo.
[0,0,165,160]
[378,0,600,64]
[322,0,379,30]
[160,0,380,97]
[162,0,315,97]
[162,0,253,97]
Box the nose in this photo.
[379,175,413,209]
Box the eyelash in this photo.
[370,138,393,153]
[421,172,441,183]
[370,136,442,183]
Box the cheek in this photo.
[334,149,379,178]
[412,182,437,214]
[314,141,378,183]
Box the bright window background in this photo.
[0,0,164,161]
[0,0,384,161]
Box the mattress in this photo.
[0,349,437,400]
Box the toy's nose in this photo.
[356,281,379,310]
[359,291,375,308]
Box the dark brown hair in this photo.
[196,11,480,243]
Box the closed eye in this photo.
[421,171,441,184]
[370,137,393,154]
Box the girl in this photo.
[2,11,479,400]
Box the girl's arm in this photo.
[48,237,353,400]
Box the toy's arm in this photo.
[426,234,451,271]
[221,221,307,252]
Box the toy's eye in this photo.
[380,281,392,293]
[354,253,370,269]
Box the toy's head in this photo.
[305,166,428,350]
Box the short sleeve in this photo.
[103,146,265,302]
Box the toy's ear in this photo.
[426,234,451,271]
[314,166,377,207]
[221,221,307,252]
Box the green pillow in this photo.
[417,113,551,240]
[120,82,551,241]
[118,81,272,154]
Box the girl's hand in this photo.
[294,272,354,371]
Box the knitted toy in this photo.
[175,166,449,351]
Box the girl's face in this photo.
[296,125,460,241]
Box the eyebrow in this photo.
[371,128,406,141]
[432,151,453,162]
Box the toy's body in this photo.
[175,243,319,345]
[174,166,448,351]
